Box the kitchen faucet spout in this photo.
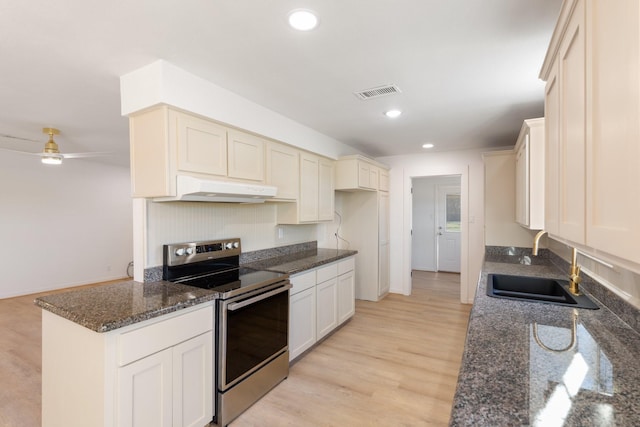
[532,230,547,256]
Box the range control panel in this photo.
[164,238,241,267]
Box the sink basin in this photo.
[486,274,599,309]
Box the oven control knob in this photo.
[175,248,185,256]
[185,247,194,255]
[233,242,239,249]
[225,242,233,250]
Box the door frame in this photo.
[404,167,470,304]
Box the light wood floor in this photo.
[0,272,470,427]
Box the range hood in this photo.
[154,175,278,203]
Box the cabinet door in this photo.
[358,162,371,188]
[266,142,299,200]
[118,348,173,427]
[176,113,227,177]
[289,287,316,361]
[316,278,338,340]
[337,271,355,325]
[318,157,335,221]
[172,332,213,427]
[545,58,560,237]
[369,167,379,191]
[227,130,265,182]
[379,170,390,192]
[378,192,391,296]
[515,137,529,227]
[300,153,319,222]
[585,0,640,264]
[557,0,586,244]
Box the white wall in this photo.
[412,175,460,271]
[483,151,538,247]
[377,148,489,304]
[0,152,133,298]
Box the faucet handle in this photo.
[571,266,582,284]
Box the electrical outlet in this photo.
[277,227,284,239]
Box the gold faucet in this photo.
[531,230,581,295]
[568,247,582,295]
[532,230,547,256]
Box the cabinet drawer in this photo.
[290,270,316,295]
[338,257,355,275]
[317,263,338,283]
[118,305,213,366]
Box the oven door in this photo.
[217,281,291,391]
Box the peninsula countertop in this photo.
[450,249,640,426]
[34,280,217,332]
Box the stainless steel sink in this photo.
[486,274,599,309]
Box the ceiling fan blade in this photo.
[0,147,43,156]
[61,152,112,159]
[0,133,40,143]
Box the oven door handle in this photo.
[226,283,292,311]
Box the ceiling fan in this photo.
[0,128,110,165]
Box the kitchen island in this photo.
[450,248,640,426]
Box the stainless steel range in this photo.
[163,238,291,427]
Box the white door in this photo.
[437,185,461,273]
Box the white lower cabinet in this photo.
[316,277,338,340]
[118,347,173,427]
[289,285,316,361]
[118,318,213,427]
[337,258,355,325]
[288,256,355,362]
[42,303,214,427]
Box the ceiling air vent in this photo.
[353,84,402,100]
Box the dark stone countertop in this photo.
[34,245,356,333]
[450,249,640,426]
[34,280,217,333]
[243,248,357,274]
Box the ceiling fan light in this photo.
[41,155,62,165]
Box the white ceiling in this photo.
[0,0,561,167]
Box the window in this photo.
[446,194,461,232]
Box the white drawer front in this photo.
[290,270,316,295]
[338,257,355,275]
[118,304,213,366]
[316,263,338,284]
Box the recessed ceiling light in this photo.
[422,143,435,149]
[288,9,318,31]
[384,109,402,118]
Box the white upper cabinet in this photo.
[585,0,640,264]
[335,155,388,192]
[540,0,640,265]
[176,112,227,177]
[227,129,265,182]
[266,141,299,200]
[514,118,545,230]
[318,157,335,221]
[277,152,335,224]
[130,106,270,197]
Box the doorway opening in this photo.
[411,175,462,290]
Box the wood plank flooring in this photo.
[0,271,471,427]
